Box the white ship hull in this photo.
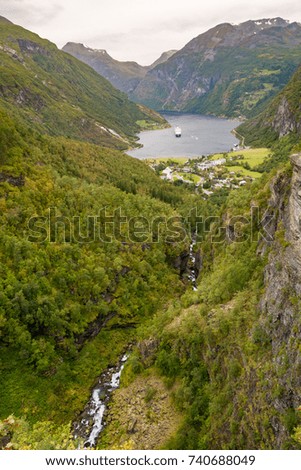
[174,126,181,137]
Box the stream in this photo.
[188,234,198,291]
[73,353,128,447]
[73,237,197,447]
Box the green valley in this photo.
[1,13,301,453]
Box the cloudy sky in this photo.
[1,0,301,64]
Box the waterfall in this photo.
[73,353,128,447]
[188,235,198,291]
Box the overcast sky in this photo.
[1,0,301,64]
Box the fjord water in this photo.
[128,113,242,159]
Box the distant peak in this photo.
[254,17,289,25]
[209,22,235,32]
[240,17,290,28]
[82,43,107,54]
[63,42,109,56]
[149,49,178,68]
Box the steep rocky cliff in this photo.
[257,155,301,446]
[272,98,297,137]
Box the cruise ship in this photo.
[174,126,181,137]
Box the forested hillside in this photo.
[0,105,190,393]
[0,17,166,150]
[0,18,188,449]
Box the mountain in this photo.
[62,42,147,94]
[237,65,301,146]
[62,42,177,94]
[131,18,301,118]
[99,150,301,450]
[0,18,166,150]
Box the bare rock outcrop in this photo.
[258,154,301,446]
[272,98,297,137]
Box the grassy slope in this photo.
[211,148,270,165]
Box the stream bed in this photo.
[73,236,197,447]
[73,353,128,447]
[188,239,198,291]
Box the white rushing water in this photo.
[85,353,128,447]
[85,391,106,447]
[188,237,198,291]
[74,353,128,448]
[188,234,198,291]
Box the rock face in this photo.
[17,39,50,56]
[287,155,301,244]
[258,155,301,446]
[131,18,301,118]
[272,97,296,137]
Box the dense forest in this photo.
[0,16,301,451]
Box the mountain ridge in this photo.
[0,16,12,23]
[130,18,301,118]
[62,42,177,94]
